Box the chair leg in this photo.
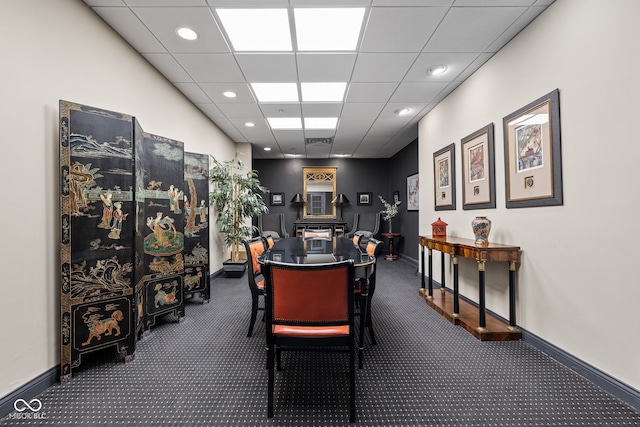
[247,294,258,337]
[367,302,377,346]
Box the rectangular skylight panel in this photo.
[301,82,347,102]
[304,117,338,129]
[294,8,365,51]
[267,117,303,129]
[216,9,292,51]
[251,83,299,102]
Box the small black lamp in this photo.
[331,193,349,220]
[291,193,305,220]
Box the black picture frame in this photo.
[461,123,496,210]
[433,143,456,211]
[357,192,372,206]
[393,190,400,204]
[270,192,285,206]
[503,89,563,208]
[406,173,419,211]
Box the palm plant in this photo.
[209,156,268,263]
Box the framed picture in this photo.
[503,89,562,208]
[433,143,456,211]
[393,190,400,204]
[357,192,372,206]
[270,192,284,206]
[406,173,419,211]
[461,123,495,210]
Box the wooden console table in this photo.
[419,235,521,341]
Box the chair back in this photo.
[264,260,355,327]
[365,237,383,257]
[352,232,364,247]
[265,235,275,248]
[243,237,267,289]
[302,228,332,240]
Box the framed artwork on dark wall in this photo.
[461,123,496,210]
[406,173,419,211]
[393,190,400,204]
[433,143,456,211]
[357,192,372,206]
[503,89,562,208]
[270,192,285,206]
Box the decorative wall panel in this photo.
[183,152,210,302]
[134,129,185,335]
[59,101,136,382]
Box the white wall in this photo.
[419,0,640,391]
[0,0,237,398]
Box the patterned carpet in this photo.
[2,258,640,426]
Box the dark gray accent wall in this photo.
[253,139,419,260]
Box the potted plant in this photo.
[209,155,269,277]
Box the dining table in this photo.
[258,236,377,368]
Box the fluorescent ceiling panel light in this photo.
[301,82,347,102]
[294,8,365,51]
[251,83,299,102]
[267,117,302,129]
[304,117,338,129]
[216,9,292,51]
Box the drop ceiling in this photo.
[83,0,555,159]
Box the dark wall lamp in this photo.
[331,194,349,220]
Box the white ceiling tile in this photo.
[389,82,448,103]
[271,130,305,143]
[360,7,447,52]
[199,82,255,103]
[259,104,302,117]
[126,0,208,5]
[131,7,230,53]
[453,0,534,5]
[207,0,289,5]
[372,0,453,5]
[92,7,166,53]
[404,52,478,81]
[86,0,126,6]
[143,53,192,82]
[425,6,527,52]
[173,82,211,103]
[195,102,225,118]
[296,53,357,82]
[216,103,264,117]
[485,6,548,52]
[351,53,419,82]
[345,83,398,103]
[235,54,298,82]
[454,53,492,81]
[301,103,343,117]
[337,117,376,133]
[173,53,244,82]
[237,130,276,143]
[341,103,385,118]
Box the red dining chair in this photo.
[243,237,267,337]
[262,259,356,422]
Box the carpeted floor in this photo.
[2,258,640,426]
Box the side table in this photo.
[381,233,401,261]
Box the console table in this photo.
[418,235,521,341]
[293,219,347,237]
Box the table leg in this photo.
[440,252,446,293]
[452,255,459,318]
[358,282,369,369]
[478,260,487,331]
[420,245,425,291]
[508,261,519,331]
[427,248,433,299]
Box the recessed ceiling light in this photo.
[176,27,198,41]
[251,83,299,102]
[428,65,448,75]
[394,108,411,115]
[267,117,302,129]
[301,83,347,102]
[216,9,292,51]
[304,117,338,129]
[245,122,255,127]
[295,8,365,51]
[223,91,237,98]
[264,147,271,151]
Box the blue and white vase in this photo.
[471,216,491,246]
